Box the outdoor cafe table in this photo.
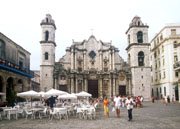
[76,107,90,119]
[52,107,68,120]
[30,108,44,119]
[4,108,18,120]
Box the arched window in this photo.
[138,51,144,66]
[152,89,154,97]
[174,41,177,48]
[137,31,143,43]
[46,18,48,23]
[128,54,131,65]
[45,31,49,41]
[164,87,166,96]
[138,21,141,26]
[0,39,5,58]
[128,34,130,44]
[45,52,48,60]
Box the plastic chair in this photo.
[24,108,33,119]
[86,107,96,120]
[39,107,47,119]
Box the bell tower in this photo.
[126,16,151,100]
[40,14,56,91]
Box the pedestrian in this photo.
[136,97,140,108]
[103,96,110,118]
[140,96,144,108]
[114,94,121,118]
[125,96,134,121]
[49,96,56,110]
[172,95,175,104]
[152,96,154,103]
[167,96,170,104]
[162,97,166,104]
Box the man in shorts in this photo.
[114,94,121,118]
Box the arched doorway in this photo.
[119,85,126,96]
[0,76,3,103]
[6,77,16,106]
[175,85,179,101]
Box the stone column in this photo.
[71,75,74,93]
[75,51,77,70]
[99,76,103,98]
[112,50,115,70]
[178,82,180,103]
[76,78,78,93]
[71,51,74,70]
[2,80,6,102]
[23,80,29,91]
[128,77,132,96]
[84,51,86,70]
[67,78,70,93]
[113,75,116,95]
[109,77,112,97]
[99,51,102,71]
[109,50,112,70]
[85,78,88,92]
[54,78,57,90]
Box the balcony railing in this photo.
[0,58,34,77]
[174,61,180,70]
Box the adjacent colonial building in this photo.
[40,14,151,100]
[150,24,180,101]
[0,32,34,103]
[31,70,40,92]
[174,61,180,102]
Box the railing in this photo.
[174,61,180,69]
[0,57,34,76]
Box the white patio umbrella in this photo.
[17,90,39,98]
[75,91,92,97]
[38,91,45,97]
[44,88,67,97]
[0,92,5,95]
[17,90,40,107]
[58,93,77,100]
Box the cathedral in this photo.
[40,14,151,100]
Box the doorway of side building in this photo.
[6,77,16,106]
[88,80,98,98]
[0,76,3,102]
[175,85,179,101]
[119,85,126,96]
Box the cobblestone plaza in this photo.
[0,101,180,129]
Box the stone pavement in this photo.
[0,101,180,129]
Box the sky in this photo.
[0,0,180,70]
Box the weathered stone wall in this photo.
[0,32,31,70]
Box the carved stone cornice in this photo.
[40,41,57,47]
[126,43,150,50]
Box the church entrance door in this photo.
[88,80,98,98]
[59,85,68,92]
[119,86,126,96]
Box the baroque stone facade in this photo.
[55,35,131,98]
[40,14,151,99]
